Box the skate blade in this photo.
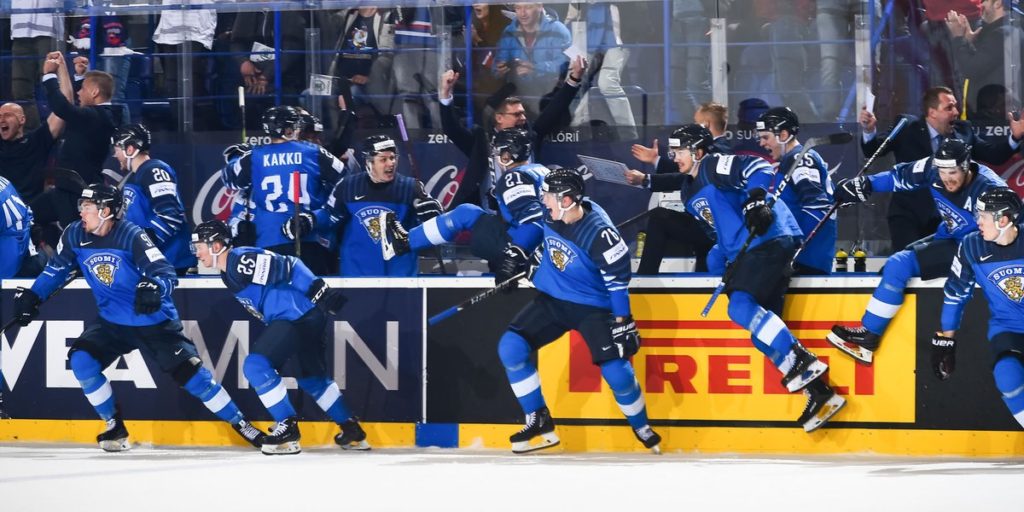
[785,360,829,393]
[99,438,131,452]
[511,432,561,454]
[803,394,847,433]
[825,332,874,365]
[261,441,302,455]
[340,440,371,451]
[648,444,662,455]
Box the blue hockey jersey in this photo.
[867,159,1006,241]
[773,145,835,273]
[495,162,547,251]
[533,199,632,317]
[683,153,802,261]
[221,140,345,249]
[942,228,1024,337]
[122,158,196,270]
[31,220,178,326]
[0,175,33,278]
[221,247,317,323]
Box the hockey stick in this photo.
[239,85,247,143]
[700,132,854,317]
[790,116,909,267]
[395,113,450,275]
[292,171,302,257]
[428,271,527,326]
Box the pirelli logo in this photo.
[537,293,917,424]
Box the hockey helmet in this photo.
[262,105,303,139]
[361,135,398,161]
[976,186,1023,223]
[668,124,714,153]
[78,183,123,216]
[934,138,972,173]
[542,167,585,204]
[111,123,152,152]
[192,219,233,250]
[756,106,800,136]
[492,128,533,164]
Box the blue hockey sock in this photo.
[600,359,649,429]
[498,331,545,414]
[994,356,1024,428]
[411,204,484,251]
[243,354,296,421]
[727,291,797,367]
[862,249,919,336]
[183,366,244,424]
[70,350,116,421]
[297,376,353,424]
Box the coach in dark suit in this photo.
[859,86,1024,250]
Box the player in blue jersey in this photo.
[220,105,347,275]
[935,187,1024,429]
[191,220,367,455]
[325,134,442,276]
[827,138,1007,365]
[380,128,547,285]
[111,123,196,274]
[0,175,34,278]
[756,107,835,275]
[655,124,845,432]
[493,167,662,454]
[11,184,264,451]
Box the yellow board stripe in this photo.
[459,424,1024,457]
[0,419,415,447]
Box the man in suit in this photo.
[859,86,1024,250]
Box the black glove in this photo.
[414,197,443,222]
[282,212,315,240]
[834,176,872,207]
[525,249,541,281]
[742,188,774,236]
[610,315,641,358]
[234,219,256,247]
[222,143,252,164]
[931,334,956,380]
[134,278,162,315]
[496,244,529,289]
[12,287,42,326]
[306,278,347,315]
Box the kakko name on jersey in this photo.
[773,145,835,273]
[32,220,178,326]
[221,247,319,323]
[122,158,196,270]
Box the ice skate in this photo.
[232,419,266,448]
[379,212,410,261]
[780,344,829,392]
[335,418,371,451]
[97,413,130,452]
[798,379,847,432]
[510,406,560,454]
[633,425,662,455]
[261,417,301,455]
[826,325,880,365]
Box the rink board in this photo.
[1,276,1021,456]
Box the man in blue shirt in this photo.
[12,184,263,451]
[191,220,365,455]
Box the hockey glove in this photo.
[234,219,256,247]
[222,143,252,164]
[496,243,529,290]
[931,334,956,380]
[834,176,872,207]
[414,197,443,222]
[610,315,641,359]
[742,188,774,236]
[306,278,347,315]
[12,287,42,326]
[282,212,315,240]
[134,278,162,315]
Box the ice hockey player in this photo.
[0,175,33,278]
[827,138,1006,365]
[111,123,197,274]
[936,187,1024,429]
[11,184,264,451]
[756,107,835,275]
[494,167,662,454]
[326,134,442,276]
[191,219,368,455]
[379,127,547,285]
[220,105,346,275]
[671,123,845,432]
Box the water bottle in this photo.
[635,231,647,258]
[853,247,867,272]
[835,248,849,273]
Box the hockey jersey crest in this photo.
[989,265,1024,303]
[84,253,120,286]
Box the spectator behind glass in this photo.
[0,101,64,205]
[921,0,982,99]
[469,3,512,121]
[565,1,637,140]
[493,3,571,118]
[326,7,396,122]
[10,0,60,130]
[946,0,1023,118]
[152,0,218,130]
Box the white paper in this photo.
[250,41,275,63]
[309,73,336,96]
[578,154,642,188]
[864,87,876,114]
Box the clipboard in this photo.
[577,154,642,188]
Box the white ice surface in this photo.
[0,444,1021,511]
